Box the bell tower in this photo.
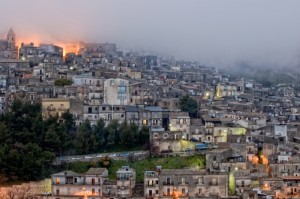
[7,27,16,49]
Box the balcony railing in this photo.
[179,182,189,185]
[145,183,157,187]
[47,107,56,111]
[58,107,67,111]
[163,181,174,185]
[208,182,219,186]
[236,184,251,188]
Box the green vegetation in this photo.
[68,155,205,183]
[54,78,73,86]
[228,172,235,195]
[0,100,149,182]
[179,94,199,118]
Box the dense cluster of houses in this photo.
[2,28,300,198]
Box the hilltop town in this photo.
[1,28,300,199]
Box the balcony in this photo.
[195,182,204,185]
[163,181,174,185]
[58,107,67,111]
[47,107,56,111]
[247,150,255,154]
[145,183,157,187]
[208,182,219,186]
[117,186,129,189]
[179,182,189,185]
[102,193,114,197]
[236,184,251,188]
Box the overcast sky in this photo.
[1,0,300,68]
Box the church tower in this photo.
[6,27,18,59]
[7,27,16,49]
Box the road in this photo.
[54,150,149,164]
[54,149,208,165]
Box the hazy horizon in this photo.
[1,0,300,68]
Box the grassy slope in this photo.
[69,155,205,183]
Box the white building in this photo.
[103,78,129,105]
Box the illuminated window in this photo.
[55,178,60,184]
[143,119,148,125]
[148,180,153,186]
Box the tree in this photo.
[106,120,120,146]
[138,126,149,144]
[42,124,61,154]
[93,119,106,150]
[76,120,94,154]
[179,94,199,118]
[0,100,56,181]
[120,121,134,147]
[54,78,73,86]
[107,127,116,147]
[6,183,30,199]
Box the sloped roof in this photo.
[85,168,107,175]
[51,170,82,177]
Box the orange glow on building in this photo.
[56,42,82,56]
[16,36,83,57]
[252,155,259,164]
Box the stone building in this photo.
[41,98,70,119]
[49,166,136,199]
[104,78,129,105]
[51,168,108,198]
[169,111,190,140]
[144,168,228,198]
[0,28,18,59]
[150,130,183,152]
[129,82,157,106]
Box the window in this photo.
[92,188,95,194]
[74,178,77,183]
[148,180,153,186]
[156,190,158,194]
[199,188,202,194]
[198,178,203,185]
[167,177,171,184]
[181,177,185,185]
[118,86,126,93]
[182,188,186,194]
[167,188,170,195]
[92,178,95,185]
[143,119,148,125]
[149,190,153,196]
[56,189,60,195]
[55,178,60,184]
